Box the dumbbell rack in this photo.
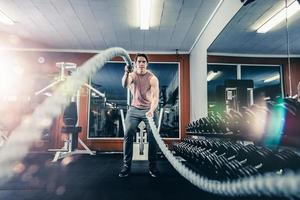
[174,136,300,181]
[183,98,300,181]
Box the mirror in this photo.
[88,61,180,139]
[206,0,299,111]
[88,62,126,138]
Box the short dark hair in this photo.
[134,53,149,63]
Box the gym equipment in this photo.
[224,80,254,112]
[49,99,96,162]
[35,62,106,99]
[148,113,300,198]
[187,96,300,147]
[35,62,99,161]
[174,138,300,180]
[124,64,134,73]
[137,121,147,155]
[121,108,164,161]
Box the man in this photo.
[119,53,160,178]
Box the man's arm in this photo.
[146,76,159,118]
[122,72,133,88]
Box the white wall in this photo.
[189,0,242,121]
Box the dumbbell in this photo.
[240,106,255,134]
[227,109,244,134]
[176,139,300,180]
[212,114,229,133]
[210,112,233,134]
[175,139,221,163]
[272,149,300,171]
[174,142,202,162]
[174,140,257,179]
[240,105,269,140]
[186,141,265,178]
[213,145,300,179]
[284,98,300,114]
[221,146,273,179]
[197,117,212,133]
[191,144,258,179]
[195,118,206,133]
[186,121,196,133]
[195,142,244,171]
[186,122,192,132]
[282,98,298,116]
[207,115,224,133]
[176,138,300,180]
[182,138,241,161]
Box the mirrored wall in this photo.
[207,64,283,112]
[206,0,299,112]
[88,62,180,139]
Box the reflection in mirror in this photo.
[285,0,300,97]
[206,0,296,113]
[207,64,237,113]
[88,62,180,139]
[149,63,180,138]
[241,65,283,103]
[205,0,300,147]
[88,62,126,138]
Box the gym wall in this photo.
[2,51,190,151]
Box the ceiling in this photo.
[208,0,300,56]
[1,0,298,55]
[0,0,220,53]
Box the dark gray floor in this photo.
[0,153,285,200]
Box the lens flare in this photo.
[264,98,286,145]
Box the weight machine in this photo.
[224,80,254,112]
[120,108,164,161]
[35,62,105,162]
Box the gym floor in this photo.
[0,153,286,200]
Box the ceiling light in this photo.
[140,0,151,30]
[257,0,300,33]
[264,74,280,83]
[207,71,220,81]
[0,10,14,25]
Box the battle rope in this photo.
[0,47,132,183]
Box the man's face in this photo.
[135,56,148,74]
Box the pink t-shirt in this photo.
[130,71,153,109]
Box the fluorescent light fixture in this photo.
[257,0,300,33]
[0,10,14,25]
[264,74,280,83]
[207,71,220,81]
[140,0,151,30]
